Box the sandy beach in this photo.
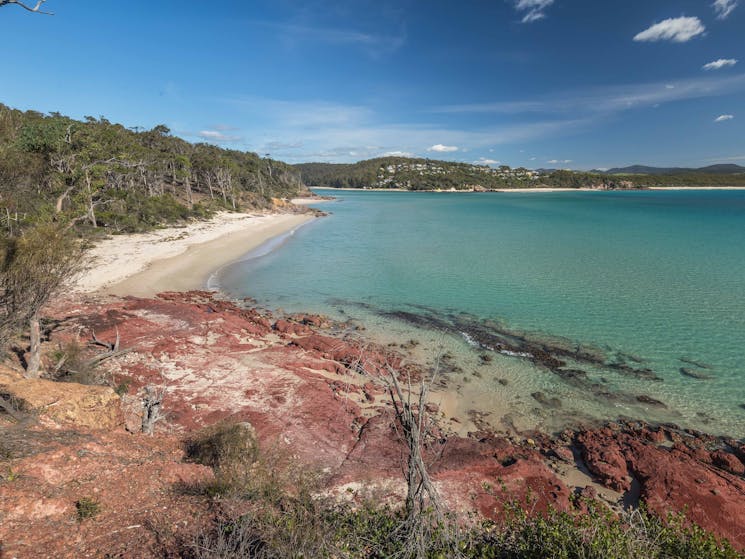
[75,212,314,297]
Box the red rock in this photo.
[577,424,745,550]
[576,431,630,492]
[711,451,745,476]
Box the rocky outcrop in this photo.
[3,291,738,556]
[576,423,745,549]
[0,365,122,430]
[0,426,212,559]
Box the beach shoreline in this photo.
[312,186,745,192]
[74,211,315,297]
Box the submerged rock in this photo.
[636,395,667,408]
[531,391,563,409]
[680,367,713,380]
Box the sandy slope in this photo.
[74,212,314,297]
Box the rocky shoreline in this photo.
[1,291,744,556]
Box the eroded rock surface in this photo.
[1,292,743,556]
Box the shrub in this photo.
[468,503,743,559]
[49,339,102,385]
[75,497,101,521]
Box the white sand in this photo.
[75,212,314,297]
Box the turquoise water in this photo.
[218,189,745,437]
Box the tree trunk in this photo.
[85,169,97,228]
[206,173,214,199]
[185,173,193,207]
[26,311,41,378]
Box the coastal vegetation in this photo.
[295,157,745,190]
[0,104,306,377]
[178,420,743,559]
[0,104,305,236]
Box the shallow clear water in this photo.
[218,189,745,437]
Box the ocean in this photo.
[216,189,745,437]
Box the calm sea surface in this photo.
[217,189,745,437]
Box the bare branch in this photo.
[0,0,53,14]
[141,384,167,435]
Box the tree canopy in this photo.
[0,104,306,235]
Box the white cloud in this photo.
[221,96,596,164]
[703,58,738,71]
[474,158,500,165]
[713,0,738,19]
[382,151,414,157]
[198,129,242,142]
[715,114,734,122]
[434,74,745,117]
[633,17,705,43]
[514,0,554,24]
[547,159,572,164]
[428,144,459,152]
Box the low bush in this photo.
[178,421,743,559]
[75,497,101,521]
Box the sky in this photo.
[0,0,743,169]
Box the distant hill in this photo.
[603,164,745,175]
[294,158,652,191]
[294,157,542,190]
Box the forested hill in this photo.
[603,164,745,175]
[295,157,745,191]
[0,104,307,234]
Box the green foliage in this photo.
[178,427,743,558]
[466,504,742,559]
[75,497,101,521]
[184,421,261,496]
[114,380,130,396]
[183,493,744,558]
[295,157,745,191]
[0,103,305,235]
[0,222,85,347]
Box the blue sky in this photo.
[1,0,743,169]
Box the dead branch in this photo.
[84,347,133,368]
[386,365,444,525]
[0,0,53,14]
[141,384,166,435]
[90,327,119,352]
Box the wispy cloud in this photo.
[263,140,304,151]
[548,159,572,164]
[428,144,459,153]
[703,58,738,71]
[715,114,734,122]
[433,74,745,117]
[633,16,705,43]
[713,0,738,19]
[514,0,554,24]
[706,153,745,161]
[198,129,242,142]
[383,150,415,157]
[474,158,500,165]
[252,20,406,58]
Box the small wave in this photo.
[205,221,311,292]
[500,350,533,358]
[460,331,480,347]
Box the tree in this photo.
[0,222,85,377]
[0,0,53,14]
